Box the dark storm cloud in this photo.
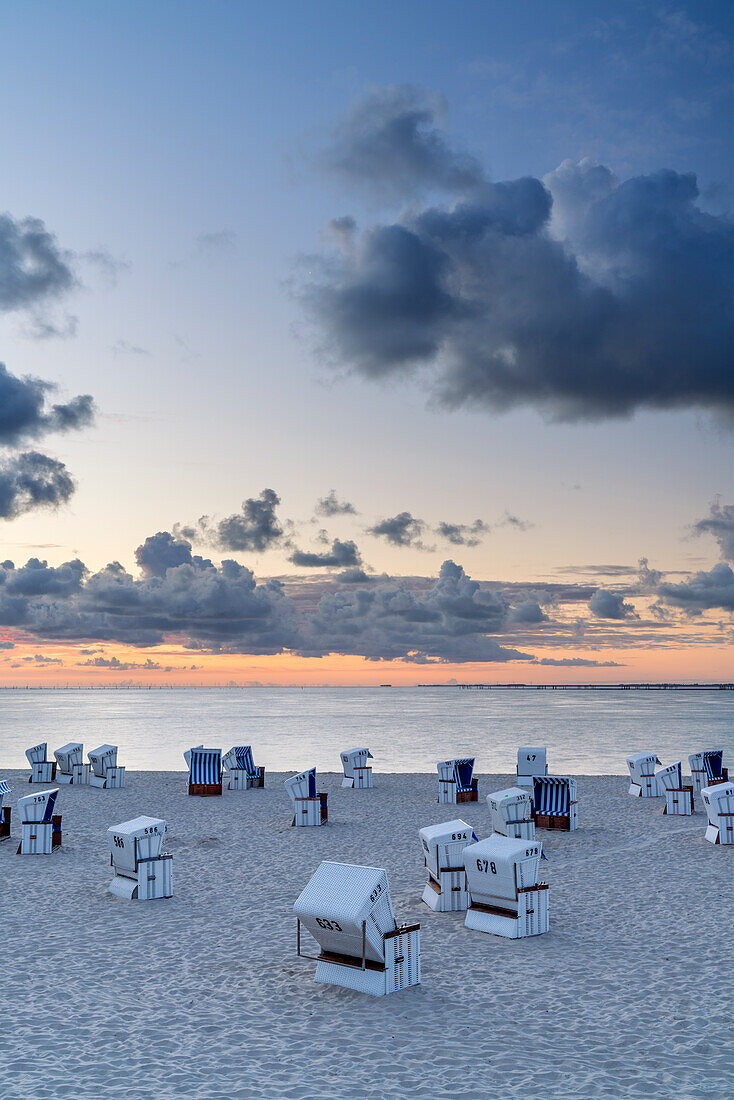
[368,511,428,548]
[0,363,94,446]
[307,90,734,422]
[693,501,734,561]
[182,489,285,554]
[436,519,489,547]
[289,538,361,568]
[0,214,76,313]
[315,489,357,517]
[589,589,636,619]
[656,563,734,611]
[336,567,374,584]
[0,453,77,520]
[135,532,204,579]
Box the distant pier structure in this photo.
[448,683,734,691]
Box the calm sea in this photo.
[1,687,733,774]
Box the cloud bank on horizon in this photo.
[306,85,734,423]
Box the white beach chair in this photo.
[88,745,126,789]
[285,768,328,826]
[294,861,420,996]
[516,747,548,789]
[656,761,694,816]
[419,819,475,911]
[464,834,548,939]
[16,789,62,855]
[437,758,478,804]
[25,742,56,784]
[701,782,734,845]
[0,780,12,842]
[54,742,90,785]
[688,750,728,796]
[108,816,173,900]
[533,775,579,831]
[340,747,373,789]
[627,752,661,797]
[487,786,536,840]
[223,746,265,790]
[186,747,222,796]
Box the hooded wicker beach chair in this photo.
[0,780,12,841]
[656,761,694,816]
[108,816,173,899]
[186,747,222,796]
[701,781,734,845]
[516,747,548,789]
[487,786,536,840]
[16,788,62,854]
[88,745,126,789]
[340,747,373,789]
[626,752,661,797]
[437,758,478,804]
[223,746,264,790]
[285,767,328,826]
[419,819,476,911]
[294,861,420,996]
[689,750,728,795]
[25,743,56,784]
[54,742,90,785]
[464,833,548,939]
[533,775,579,831]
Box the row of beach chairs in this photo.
[25,742,125,788]
[627,748,733,841]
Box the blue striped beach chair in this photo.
[223,745,265,790]
[437,758,478,804]
[532,775,578,831]
[0,780,13,841]
[688,749,728,795]
[187,747,223,796]
[25,743,56,784]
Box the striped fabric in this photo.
[533,776,571,815]
[454,759,475,792]
[233,746,255,774]
[190,749,222,785]
[703,750,724,782]
[0,780,12,797]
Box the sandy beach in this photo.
[1,769,731,1099]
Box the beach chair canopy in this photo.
[188,748,222,785]
[108,816,166,873]
[18,788,59,823]
[464,834,542,907]
[655,762,682,792]
[88,745,118,776]
[517,747,547,777]
[294,861,397,964]
[701,782,734,827]
[626,752,661,782]
[703,750,725,782]
[223,746,256,774]
[54,743,83,772]
[0,780,13,805]
[340,748,373,778]
[285,768,317,805]
[419,819,476,877]
[488,787,533,826]
[25,743,47,766]
[533,776,577,815]
[437,758,474,790]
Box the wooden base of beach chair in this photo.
[313,926,421,996]
[188,782,222,797]
[465,885,549,939]
[535,803,578,831]
[502,819,536,840]
[342,766,372,789]
[292,793,328,826]
[663,786,694,815]
[422,868,468,912]
[90,766,126,790]
[30,762,56,783]
[17,815,62,855]
[0,806,10,841]
[629,776,658,797]
[110,854,173,900]
[457,779,479,804]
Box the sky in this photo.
[0,0,733,684]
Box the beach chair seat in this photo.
[437,758,478,804]
[340,747,373,789]
[285,768,328,826]
[488,786,536,840]
[533,775,578,831]
[186,747,222,796]
[464,834,548,938]
[656,762,694,816]
[54,742,90,785]
[88,745,126,789]
[516,747,548,789]
[689,750,728,795]
[419,819,475,911]
[223,746,265,790]
[108,816,173,900]
[25,743,56,784]
[294,861,420,996]
[627,752,661,797]
[17,789,62,855]
[701,782,734,845]
[0,781,12,841]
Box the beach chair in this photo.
[294,861,420,996]
[516,747,548,789]
[108,816,173,900]
[54,742,90,785]
[186,747,222,796]
[0,781,12,842]
[701,782,734,845]
[285,768,328,826]
[688,750,728,795]
[340,747,373,789]
[223,746,265,790]
[88,745,126,789]
[656,761,694,816]
[437,758,478,804]
[16,789,62,855]
[533,775,579,831]
[464,834,548,939]
[25,743,56,784]
[488,786,536,840]
[627,752,661,797]
[419,819,476,911]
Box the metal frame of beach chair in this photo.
[487,786,536,840]
[187,747,223,796]
[437,758,478,804]
[701,782,734,845]
[419,819,475,912]
[54,742,90,786]
[285,768,328,826]
[16,789,62,855]
[516,747,548,789]
[294,861,421,996]
[464,834,548,939]
[627,752,661,797]
[533,775,579,831]
[656,762,694,816]
[25,743,56,784]
[0,781,12,841]
[88,745,126,789]
[108,816,173,900]
[223,746,265,790]
[340,747,373,789]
